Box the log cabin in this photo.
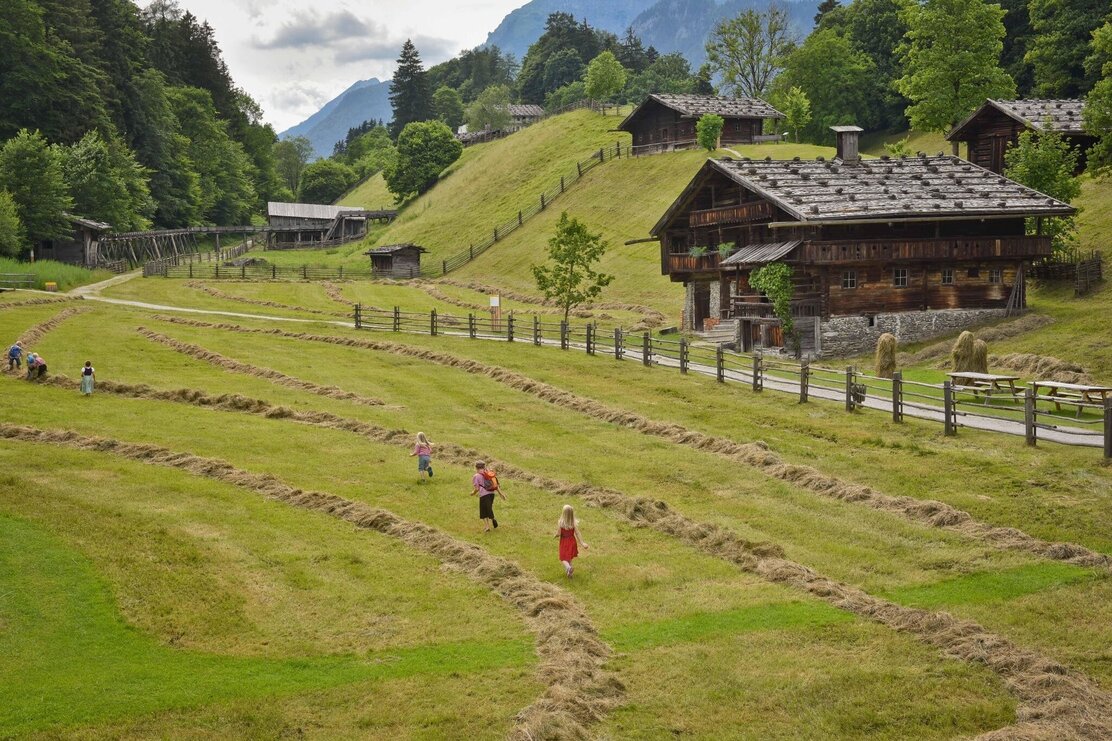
[36,214,112,267]
[266,202,389,248]
[366,243,426,278]
[651,126,1075,357]
[618,94,785,154]
[946,99,1094,174]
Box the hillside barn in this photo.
[508,104,545,129]
[946,99,1094,174]
[36,215,112,267]
[366,244,426,278]
[618,94,785,153]
[266,202,394,248]
[651,126,1074,356]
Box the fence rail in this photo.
[1030,250,1103,295]
[143,241,252,277]
[351,303,1111,457]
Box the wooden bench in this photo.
[1029,380,1112,418]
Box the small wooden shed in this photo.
[366,244,427,279]
[946,99,1094,174]
[37,214,112,267]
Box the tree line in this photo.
[0,0,291,258]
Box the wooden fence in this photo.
[143,241,252,277]
[1030,250,1104,295]
[352,304,1112,457]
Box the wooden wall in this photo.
[823,261,1019,315]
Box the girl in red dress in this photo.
[555,504,588,578]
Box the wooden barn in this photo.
[946,99,1094,174]
[650,126,1074,356]
[508,104,545,129]
[36,215,112,267]
[617,93,784,153]
[266,202,392,248]
[366,244,426,278]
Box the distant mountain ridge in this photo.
[481,0,659,60]
[278,78,391,159]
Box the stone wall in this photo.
[818,308,1009,358]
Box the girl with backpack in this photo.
[555,505,588,578]
[471,461,505,532]
[80,361,95,395]
[409,432,433,481]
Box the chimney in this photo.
[831,125,863,164]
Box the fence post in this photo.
[507,314,515,343]
[577,162,582,177]
[469,313,476,339]
[533,315,541,346]
[560,321,569,350]
[845,367,855,412]
[518,211,523,226]
[393,306,400,332]
[494,227,499,241]
[642,332,651,366]
[215,264,219,279]
[430,309,437,336]
[679,338,688,374]
[753,353,763,392]
[1104,397,1112,459]
[1025,388,1037,447]
[354,303,362,329]
[241,265,246,279]
[716,346,725,383]
[616,142,621,158]
[540,193,546,210]
[585,324,594,354]
[470,245,474,260]
[442,260,447,275]
[614,328,623,360]
[892,371,903,423]
[188,263,193,279]
[302,265,307,279]
[943,381,956,436]
[272,265,276,279]
[799,358,809,403]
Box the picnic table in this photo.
[947,372,1023,404]
[1029,380,1112,417]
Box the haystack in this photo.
[950,331,976,372]
[874,333,897,378]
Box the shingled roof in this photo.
[618,94,784,132]
[948,99,1088,139]
[267,202,363,220]
[507,104,545,118]
[652,154,1074,233]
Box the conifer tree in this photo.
[389,40,432,138]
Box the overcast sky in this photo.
[161,0,526,131]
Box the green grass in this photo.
[0,256,111,291]
[860,128,951,158]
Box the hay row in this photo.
[137,328,389,408]
[153,315,1112,574]
[321,281,376,311]
[0,423,623,740]
[989,353,1094,385]
[13,305,90,351]
[898,314,1055,366]
[30,378,1112,737]
[184,281,349,318]
[0,295,74,310]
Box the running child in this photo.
[409,432,433,480]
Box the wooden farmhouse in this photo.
[651,126,1074,357]
[946,99,1094,174]
[366,244,426,278]
[37,214,112,267]
[618,94,785,153]
[266,202,393,248]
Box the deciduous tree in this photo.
[61,128,154,231]
[466,85,513,132]
[297,159,356,204]
[0,190,27,258]
[274,136,313,193]
[585,51,626,101]
[0,129,73,245]
[696,114,724,151]
[749,262,799,355]
[896,0,1015,133]
[384,121,462,203]
[1083,21,1112,177]
[705,5,794,98]
[1005,128,1081,256]
[532,212,614,325]
[1026,0,1108,97]
[432,86,465,131]
[780,86,812,142]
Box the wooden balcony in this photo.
[665,252,721,273]
[800,235,1052,264]
[732,293,823,319]
[688,201,772,228]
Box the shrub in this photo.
[874,333,897,378]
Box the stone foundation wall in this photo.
[819,308,1009,357]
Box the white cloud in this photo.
[253,10,375,49]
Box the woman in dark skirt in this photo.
[471,460,506,532]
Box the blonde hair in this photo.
[558,504,577,530]
[416,432,430,447]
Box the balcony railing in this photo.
[731,293,823,319]
[800,235,1053,263]
[665,252,721,273]
[688,201,773,228]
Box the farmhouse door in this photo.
[990,136,1008,173]
[693,282,711,328]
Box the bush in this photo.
[0,257,109,291]
[874,333,897,378]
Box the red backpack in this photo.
[480,469,500,492]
